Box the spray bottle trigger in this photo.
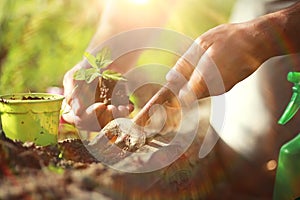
[278,72,300,125]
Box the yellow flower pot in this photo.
[0,93,64,146]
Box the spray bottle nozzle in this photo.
[278,72,300,125]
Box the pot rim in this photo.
[0,93,64,104]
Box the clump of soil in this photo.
[0,132,96,172]
[95,78,129,106]
[0,98,8,103]
[21,96,46,100]
[0,130,119,200]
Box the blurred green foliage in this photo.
[167,0,236,38]
[137,0,236,80]
[0,0,235,94]
[0,0,101,94]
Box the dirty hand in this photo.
[166,16,281,104]
[62,60,134,131]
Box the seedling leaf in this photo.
[73,68,87,81]
[73,67,100,83]
[85,68,101,83]
[102,70,126,81]
[97,48,110,62]
[99,59,113,69]
[84,52,97,68]
[74,47,124,83]
[94,47,113,69]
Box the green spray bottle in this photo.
[273,72,300,200]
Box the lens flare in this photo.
[129,0,149,5]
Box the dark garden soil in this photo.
[0,95,53,103]
[0,129,216,200]
[0,122,276,199]
[0,99,230,200]
[95,78,128,106]
[0,85,275,199]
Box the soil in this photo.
[0,96,50,103]
[0,97,228,200]
[0,98,9,103]
[21,96,46,100]
[0,114,276,199]
[0,126,224,200]
[0,86,275,199]
[95,77,129,106]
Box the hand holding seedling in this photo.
[63,48,133,131]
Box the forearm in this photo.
[87,0,179,51]
[85,0,180,73]
[280,1,300,53]
[257,2,300,59]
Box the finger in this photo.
[179,50,225,104]
[65,60,99,116]
[74,103,107,131]
[127,103,135,113]
[70,80,99,116]
[61,100,75,124]
[63,70,76,105]
[179,70,207,106]
[117,105,130,117]
[195,49,225,96]
[87,102,107,116]
[166,41,206,85]
[73,101,134,131]
[85,104,123,128]
[97,105,114,128]
[107,105,131,119]
[63,61,89,105]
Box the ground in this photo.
[0,99,274,200]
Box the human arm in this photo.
[166,1,300,103]
[62,0,179,129]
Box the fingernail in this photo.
[71,98,82,116]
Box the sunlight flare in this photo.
[129,0,150,5]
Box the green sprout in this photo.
[47,164,65,174]
[73,47,126,83]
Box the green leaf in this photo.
[74,48,119,83]
[84,52,97,68]
[102,70,126,81]
[96,47,113,69]
[73,67,100,83]
[84,68,101,83]
[97,47,111,62]
[48,164,64,174]
[99,59,113,69]
[73,68,87,80]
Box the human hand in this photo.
[166,16,280,103]
[62,60,134,131]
